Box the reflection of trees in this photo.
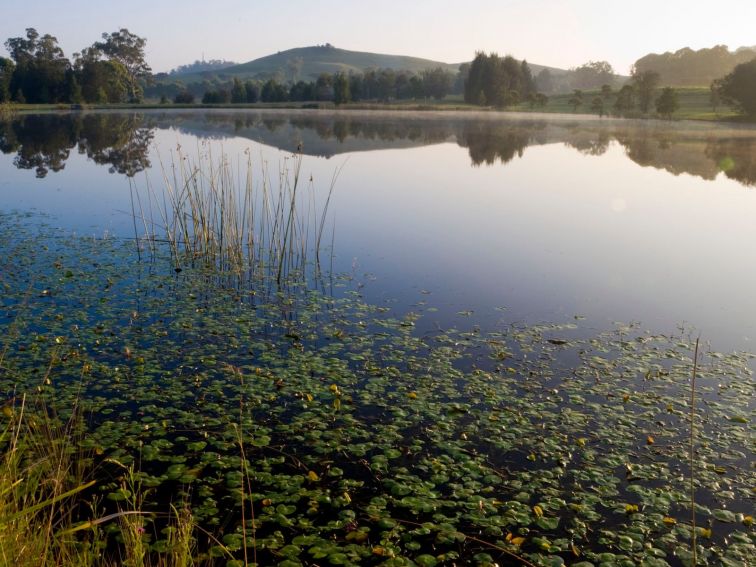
[458,122,538,166]
[0,115,77,177]
[0,113,152,178]
[77,114,153,176]
[705,139,756,187]
[563,127,611,156]
[74,110,756,189]
[286,116,452,145]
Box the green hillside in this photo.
[163,44,567,84]
[236,44,459,76]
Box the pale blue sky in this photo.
[3,0,755,73]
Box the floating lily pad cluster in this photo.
[0,214,753,566]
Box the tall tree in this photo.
[0,57,14,102]
[244,80,259,103]
[464,52,533,107]
[613,84,635,115]
[333,72,351,105]
[571,61,615,90]
[590,96,605,117]
[655,87,679,119]
[74,47,130,103]
[231,77,245,103]
[631,69,660,113]
[5,28,70,103]
[94,29,151,102]
[568,89,584,112]
[422,67,452,100]
[714,58,756,116]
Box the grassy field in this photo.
[512,86,743,121]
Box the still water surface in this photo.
[2,109,756,350]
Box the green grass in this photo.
[513,86,743,121]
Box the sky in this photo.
[2,0,755,74]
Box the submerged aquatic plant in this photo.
[0,215,754,566]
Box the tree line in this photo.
[162,66,458,105]
[0,28,151,104]
[463,52,538,106]
[2,28,754,118]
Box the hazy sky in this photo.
[2,0,755,73]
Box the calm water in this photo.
[2,109,756,350]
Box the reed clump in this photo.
[135,144,337,284]
[0,397,228,566]
[0,395,97,566]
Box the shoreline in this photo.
[3,101,752,125]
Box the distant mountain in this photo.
[159,44,568,84]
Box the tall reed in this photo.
[135,144,336,285]
[0,395,98,566]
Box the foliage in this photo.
[714,58,756,116]
[244,80,259,103]
[1,28,149,105]
[4,28,70,103]
[634,44,756,86]
[421,67,453,100]
[655,86,679,119]
[74,49,131,104]
[333,72,351,105]
[201,88,230,104]
[0,57,15,102]
[93,29,151,102]
[568,89,583,112]
[230,77,245,103]
[632,69,660,113]
[464,51,537,107]
[169,58,237,75]
[260,79,288,102]
[173,91,194,104]
[613,84,636,115]
[0,205,753,565]
[571,60,615,90]
[590,95,605,117]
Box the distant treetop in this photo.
[633,45,756,86]
[170,59,238,75]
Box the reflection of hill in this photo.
[166,111,756,186]
[2,110,756,187]
[149,111,456,157]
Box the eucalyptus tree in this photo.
[4,28,70,103]
[94,29,151,102]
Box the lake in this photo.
[0,110,753,566]
[3,110,756,349]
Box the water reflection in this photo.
[0,113,153,178]
[1,110,755,186]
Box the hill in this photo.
[160,44,568,84]
[633,45,756,86]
